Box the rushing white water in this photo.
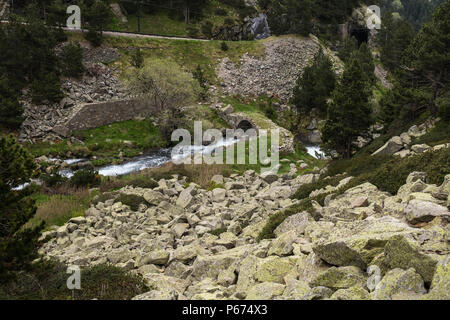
[306,145,326,159]
[58,137,240,178]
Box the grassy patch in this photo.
[410,121,450,147]
[97,35,265,84]
[26,119,167,164]
[27,188,98,229]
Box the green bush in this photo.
[115,194,146,211]
[70,169,101,188]
[127,177,158,189]
[0,260,148,300]
[221,41,229,51]
[42,173,68,188]
[60,42,84,78]
[84,28,103,47]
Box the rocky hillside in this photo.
[218,36,341,102]
[40,165,449,300]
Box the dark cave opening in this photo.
[236,120,254,132]
[350,27,370,46]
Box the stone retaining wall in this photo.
[54,99,157,136]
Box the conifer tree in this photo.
[321,54,373,158]
[292,49,336,115]
[0,136,42,283]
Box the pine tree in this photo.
[0,136,42,283]
[403,0,450,116]
[292,49,336,115]
[0,76,24,130]
[321,54,373,158]
[356,43,376,85]
[337,36,358,63]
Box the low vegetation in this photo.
[0,260,148,300]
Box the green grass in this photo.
[26,119,167,164]
[410,121,450,147]
[96,35,265,84]
[122,11,190,37]
[26,189,98,229]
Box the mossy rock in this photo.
[371,268,426,300]
[382,235,439,284]
[330,286,371,300]
[310,266,368,291]
[422,256,450,300]
[255,256,297,284]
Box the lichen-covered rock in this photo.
[267,231,297,256]
[143,190,165,205]
[246,282,285,300]
[422,256,450,300]
[255,256,297,284]
[330,286,371,300]
[382,235,438,284]
[404,200,449,224]
[310,266,367,291]
[371,268,426,300]
[132,290,178,300]
[274,212,312,237]
[282,279,311,299]
[303,286,333,300]
[313,217,419,269]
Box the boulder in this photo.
[371,268,426,300]
[260,171,278,184]
[267,231,297,256]
[372,136,403,156]
[422,256,450,300]
[274,212,312,237]
[411,144,430,153]
[212,188,226,202]
[255,256,297,283]
[176,186,194,208]
[382,235,439,284]
[211,175,224,185]
[303,286,333,300]
[310,266,367,291]
[246,282,285,300]
[330,286,371,300]
[404,200,449,224]
[282,279,311,299]
[143,190,165,205]
[132,290,178,300]
[137,250,170,266]
[313,217,419,269]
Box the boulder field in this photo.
[40,169,449,300]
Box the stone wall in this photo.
[54,99,157,136]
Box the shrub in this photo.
[115,194,146,211]
[201,21,214,38]
[127,177,158,189]
[60,42,84,78]
[0,260,148,300]
[221,41,229,51]
[70,169,101,188]
[186,25,200,38]
[42,173,68,188]
[215,8,228,16]
[84,28,103,47]
[130,48,144,68]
